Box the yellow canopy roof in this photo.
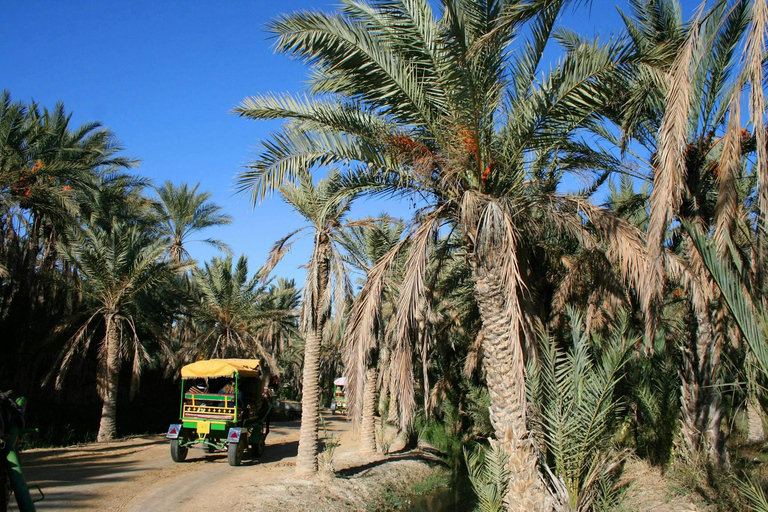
[180,359,261,379]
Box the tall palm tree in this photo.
[153,181,232,263]
[52,220,174,442]
[257,170,354,475]
[234,0,653,504]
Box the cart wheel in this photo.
[170,439,188,462]
[251,438,265,458]
[205,443,216,453]
[228,436,246,466]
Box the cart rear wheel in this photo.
[170,439,188,462]
[228,435,246,466]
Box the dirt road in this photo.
[19,415,360,511]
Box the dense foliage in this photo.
[3,0,768,509]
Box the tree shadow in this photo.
[337,451,443,478]
[245,439,299,465]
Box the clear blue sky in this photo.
[1,0,695,284]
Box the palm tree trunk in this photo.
[473,268,547,511]
[378,345,390,418]
[679,300,725,464]
[295,248,330,476]
[97,317,121,442]
[296,326,322,474]
[361,366,378,454]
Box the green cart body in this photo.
[166,359,273,466]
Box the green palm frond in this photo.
[465,440,511,512]
[685,222,768,381]
[528,309,632,510]
[734,474,768,512]
[153,181,231,262]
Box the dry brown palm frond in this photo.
[427,372,450,415]
[463,329,484,379]
[329,243,353,329]
[662,245,716,327]
[344,226,415,426]
[389,212,443,429]
[683,228,717,310]
[551,250,628,336]
[302,237,334,334]
[714,91,742,256]
[550,255,580,323]
[461,192,525,324]
[545,195,661,345]
[746,0,768,236]
[261,226,309,281]
[647,8,702,259]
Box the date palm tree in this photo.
[53,220,174,442]
[339,217,405,453]
[600,0,764,464]
[256,170,355,475]
[153,181,231,263]
[181,254,291,371]
[234,0,654,505]
[0,92,135,387]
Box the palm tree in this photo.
[254,277,302,360]
[339,217,405,453]
[256,170,354,475]
[182,254,290,371]
[153,181,232,263]
[53,220,174,442]
[602,0,763,464]
[234,0,653,504]
[0,91,135,394]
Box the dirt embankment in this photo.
[17,415,445,512]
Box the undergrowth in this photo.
[366,467,451,512]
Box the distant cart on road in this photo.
[331,377,347,415]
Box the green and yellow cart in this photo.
[166,359,273,466]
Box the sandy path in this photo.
[18,415,355,512]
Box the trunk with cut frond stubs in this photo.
[296,328,323,474]
[473,268,549,511]
[97,316,121,442]
[378,345,390,418]
[748,399,766,443]
[361,366,378,454]
[386,373,399,426]
[679,302,725,465]
[295,248,330,476]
